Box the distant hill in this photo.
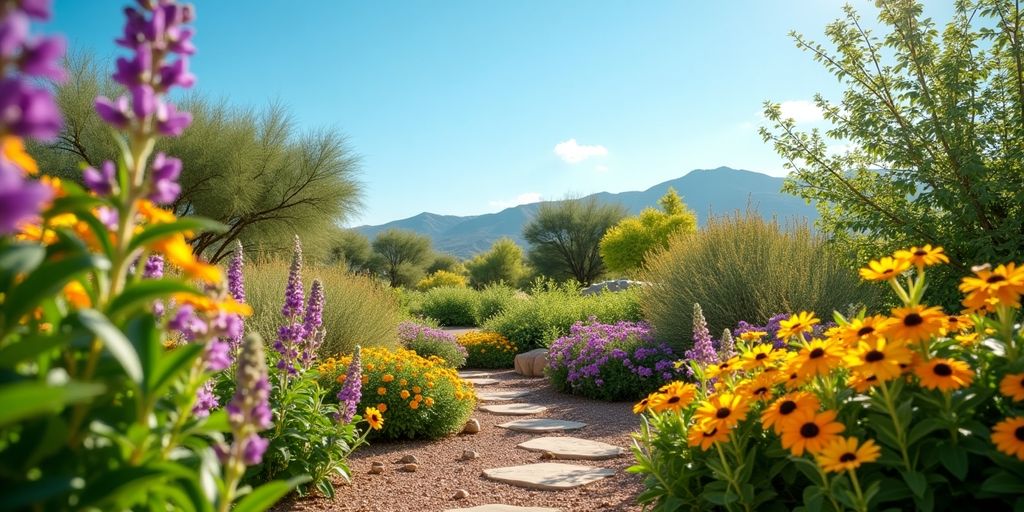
[355,167,818,258]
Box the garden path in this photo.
[288,367,645,512]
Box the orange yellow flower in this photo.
[648,381,696,414]
[894,245,948,269]
[914,358,974,392]
[777,312,820,340]
[960,263,1024,311]
[884,305,945,343]
[704,356,740,380]
[780,409,846,456]
[2,136,38,175]
[633,393,655,415]
[687,424,731,451]
[845,338,912,383]
[791,339,844,380]
[151,234,223,284]
[859,256,911,282]
[847,371,880,393]
[63,281,91,309]
[815,437,881,473]
[365,407,384,430]
[737,371,781,401]
[693,392,750,432]
[762,392,820,434]
[739,331,768,343]
[999,373,1024,402]
[377,387,387,396]
[991,416,1024,461]
[740,344,784,371]
[835,315,893,347]
[942,314,973,335]
[377,403,388,413]
[382,374,395,383]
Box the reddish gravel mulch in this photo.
[285,369,647,512]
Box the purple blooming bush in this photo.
[548,319,683,401]
[398,321,467,368]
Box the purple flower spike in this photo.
[143,254,164,279]
[228,240,245,303]
[149,151,181,204]
[204,339,232,372]
[193,380,218,417]
[94,96,130,128]
[241,434,268,465]
[0,78,62,140]
[0,12,29,57]
[683,303,717,377]
[82,160,117,196]
[228,333,273,465]
[130,84,156,118]
[169,304,208,340]
[159,58,195,89]
[335,346,362,424]
[0,161,52,234]
[304,279,324,337]
[281,235,304,318]
[19,35,66,81]
[18,0,53,20]
[156,101,191,136]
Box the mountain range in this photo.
[355,166,818,258]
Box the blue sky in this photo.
[47,1,952,226]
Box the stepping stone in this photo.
[497,419,587,433]
[483,462,614,490]
[458,371,494,379]
[517,437,625,460]
[465,378,500,386]
[477,389,532,402]
[444,506,561,512]
[480,403,548,416]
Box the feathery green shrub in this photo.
[417,286,480,326]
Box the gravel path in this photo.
[287,369,646,512]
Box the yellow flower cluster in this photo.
[637,245,1024,477]
[458,331,516,353]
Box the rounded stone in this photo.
[497,419,587,433]
[480,403,548,416]
[517,437,626,460]
[462,418,481,434]
[482,462,615,490]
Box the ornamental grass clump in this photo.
[630,245,1024,511]
[398,320,467,368]
[549,319,682,401]
[458,330,517,368]
[319,346,476,440]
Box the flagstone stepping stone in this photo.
[443,505,561,512]
[517,437,625,460]
[458,371,494,379]
[483,462,615,490]
[497,419,587,433]
[465,378,500,386]
[480,403,548,415]
[476,389,532,401]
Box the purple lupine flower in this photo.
[19,35,66,81]
[301,328,326,369]
[683,303,717,376]
[204,339,231,372]
[82,160,117,196]
[718,328,736,359]
[149,152,181,204]
[274,322,304,376]
[193,380,217,417]
[304,279,324,338]
[281,235,304,318]
[143,254,164,279]
[227,333,273,465]
[156,101,191,136]
[94,95,130,128]
[228,240,245,303]
[0,162,51,234]
[169,304,207,340]
[335,345,362,423]
[0,77,61,139]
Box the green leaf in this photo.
[72,309,142,384]
[0,332,72,368]
[0,242,45,290]
[0,381,104,428]
[78,466,169,508]
[233,476,311,512]
[107,279,198,319]
[3,252,107,330]
[152,343,205,397]
[0,475,75,511]
[981,471,1024,495]
[902,470,927,498]
[938,445,968,481]
[129,217,227,253]
[46,194,107,217]
[907,418,945,446]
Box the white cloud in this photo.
[594,164,609,173]
[488,192,543,210]
[554,138,608,164]
[778,100,824,124]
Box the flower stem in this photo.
[847,469,868,512]
[878,381,912,471]
[715,442,752,512]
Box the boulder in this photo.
[514,349,548,378]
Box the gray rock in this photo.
[462,418,481,434]
[398,454,419,464]
[461,449,480,461]
[452,489,470,500]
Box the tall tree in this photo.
[30,53,363,263]
[328,229,373,272]
[760,0,1024,303]
[465,237,526,288]
[599,187,698,275]
[371,229,433,287]
[523,197,626,285]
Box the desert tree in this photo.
[599,187,697,275]
[371,228,433,287]
[465,237,527,288]
[523,197,626,285]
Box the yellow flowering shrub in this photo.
[630,245,1024,511]
[319,347,476,439]
[459,331,517,368]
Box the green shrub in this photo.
[246,260,403,356]
[319,347,476,440]
[398,321,467,368]
[641,211,882,352]
[482,280,644,351]
[458,331,517,368]
[416,269,468,290]
[474,284,519,324]
[418,286,480,326]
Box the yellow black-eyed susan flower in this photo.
[740,344,784,371]
[884,305,945,343]
[845,338,912,383]
[834,315,893,347]
[780,409,845,456]
[991,417,1024,461]
[687,424,731,451]
[999,373,1024,402]
[792,339,845,380]
[694,392,751,431]
[894,245,948,269]
[859,256,911,282]
[959,262,1024,311]
[649,382,696,414]
[365,407,384,430]
[777,311,820,341]
[915,358,974,392]
[815,437,881,473]
[761,391,820,434]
